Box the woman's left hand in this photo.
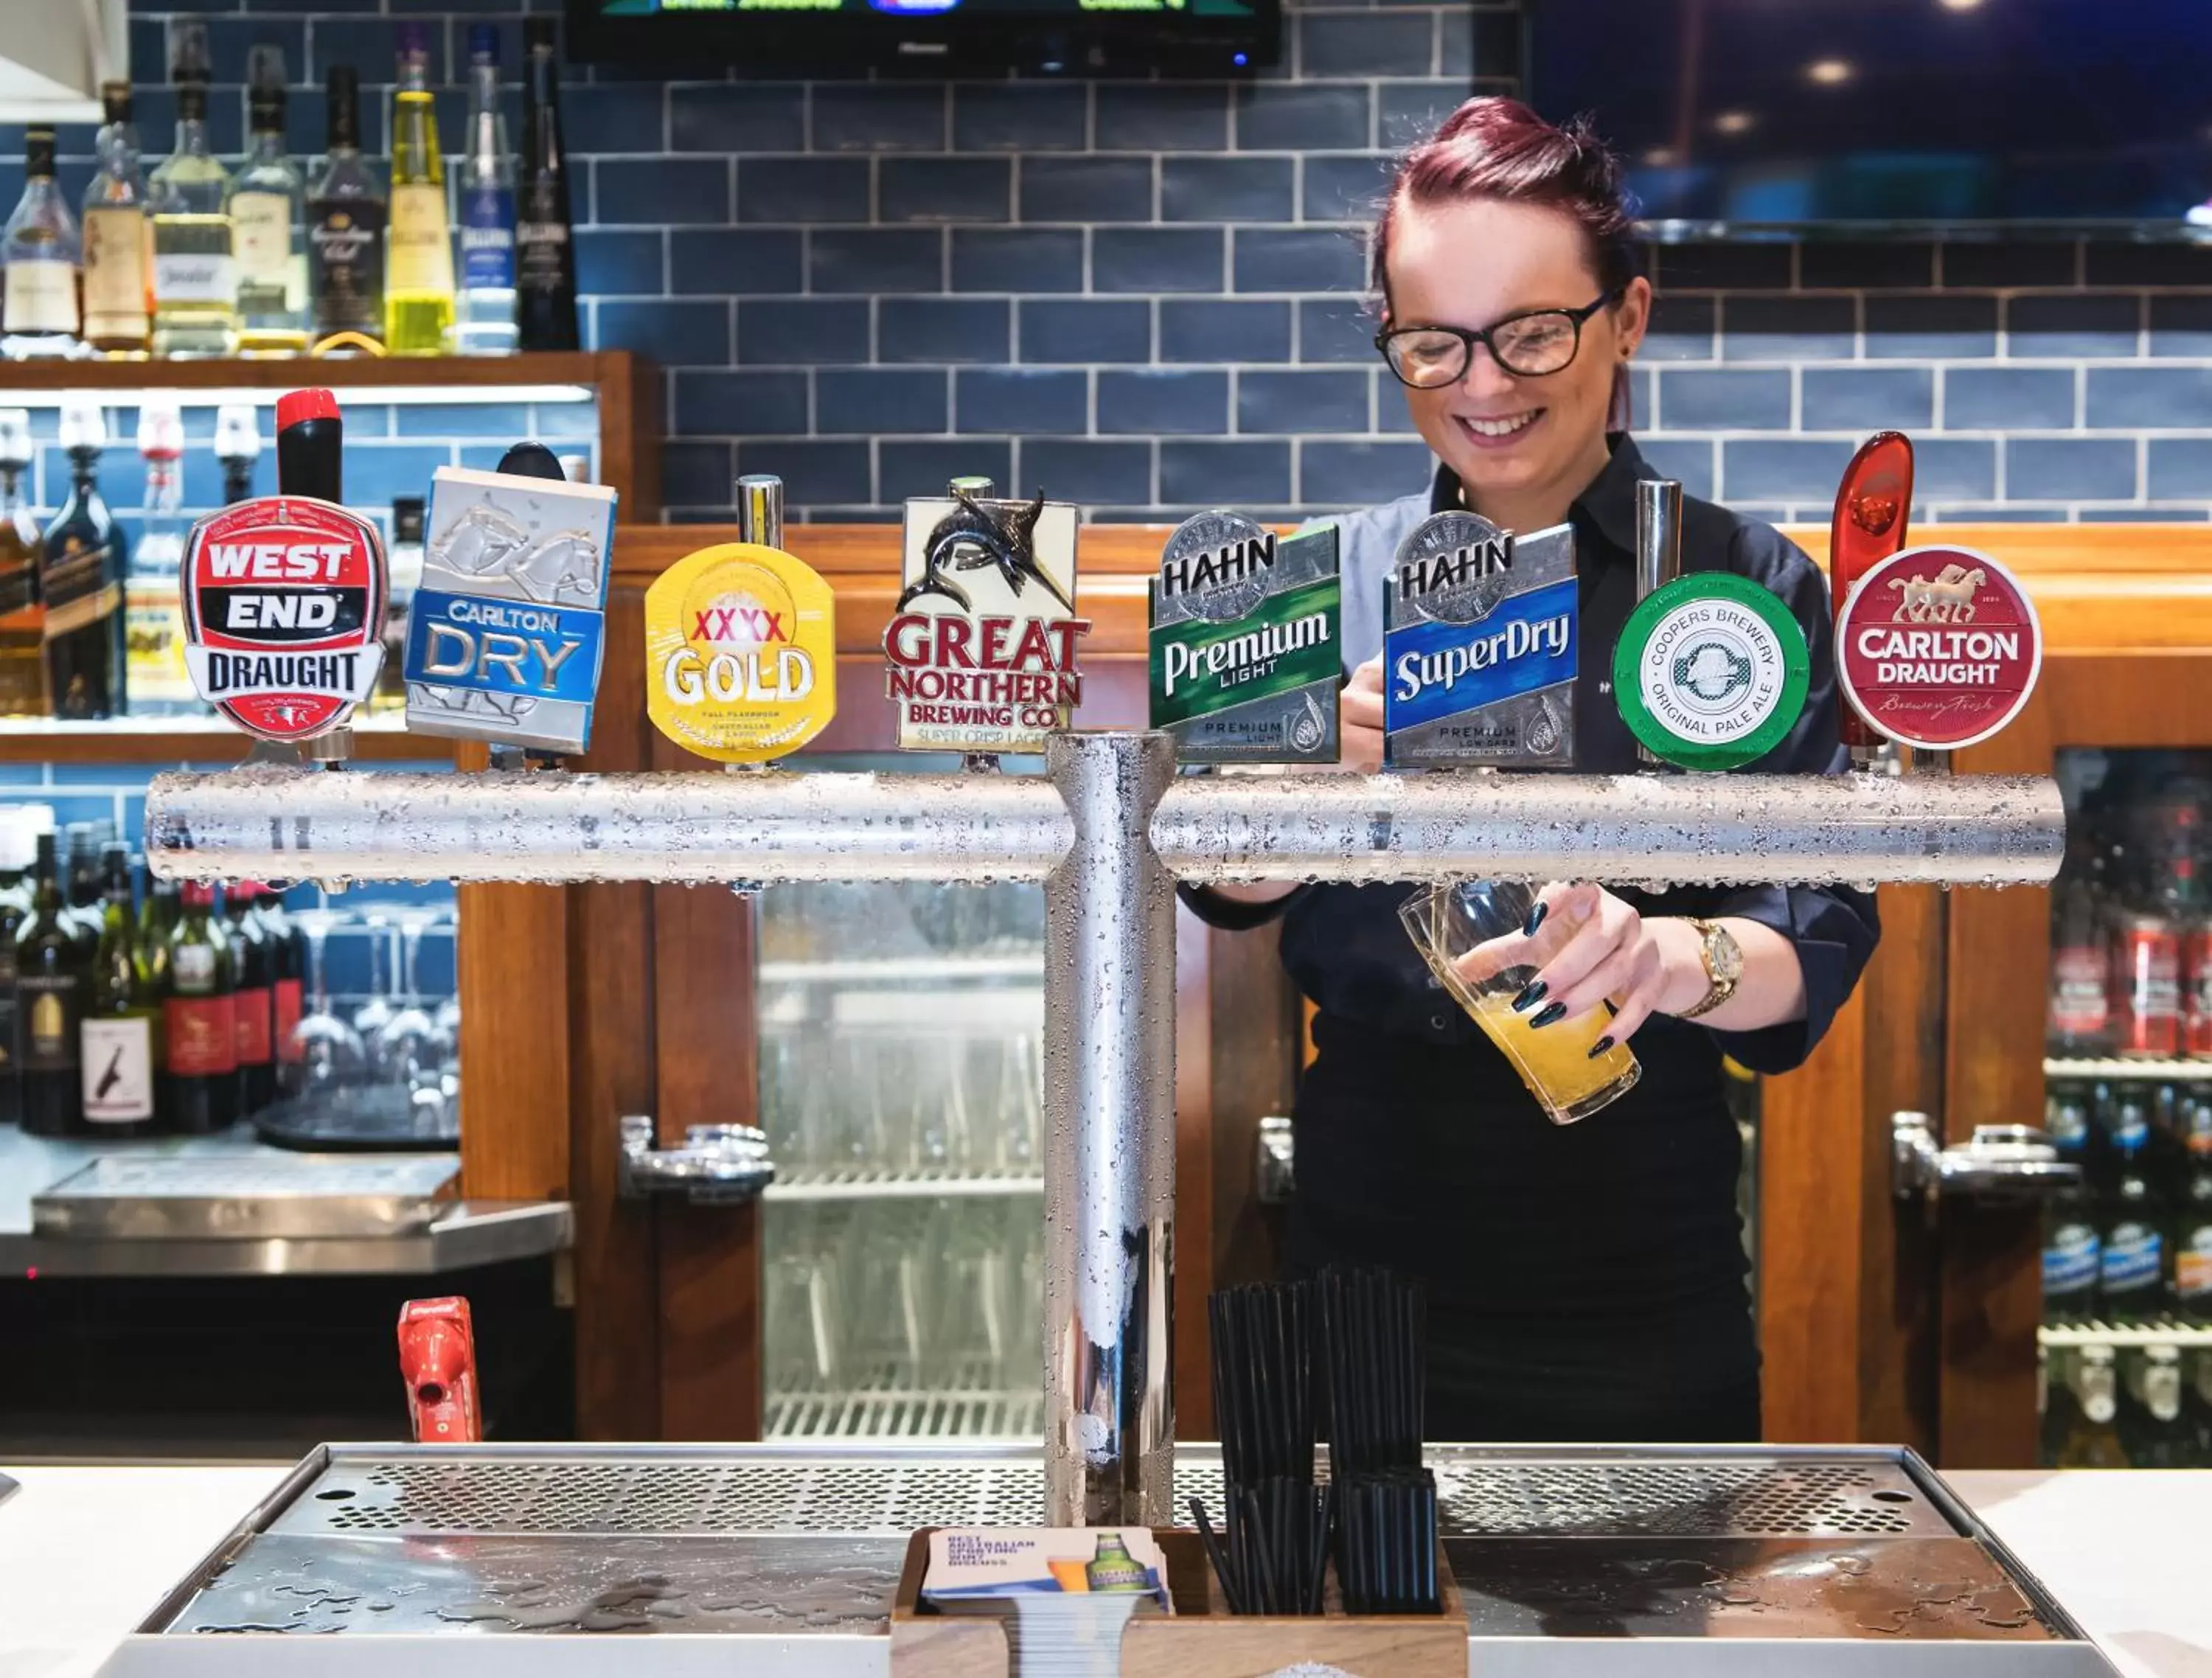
[1454,883,1708,1048]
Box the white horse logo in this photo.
[1887,563,1986,623]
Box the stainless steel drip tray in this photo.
[34,1153,458,1240]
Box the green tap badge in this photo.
[1613,573,1809,770]
[1149,511,1340,764]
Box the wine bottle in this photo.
[164,880,236,1133]
[226,880,276,1117]
[83,843,159,1137]
[16,831,84,1136]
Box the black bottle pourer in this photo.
[495,442,567,483]
[276,387,344,502]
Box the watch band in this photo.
[1677,917,1740,1020]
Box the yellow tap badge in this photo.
[644,541,836,763]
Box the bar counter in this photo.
[0,1458,2201,1677]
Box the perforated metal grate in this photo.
[1432,1458,1938,1538]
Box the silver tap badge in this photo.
[1382,511,1577,767]
[1150,512,1339,763]
[402,461,618,754]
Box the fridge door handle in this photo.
[617,1114,776,1205]
[1891,1111,2083,1205]
[1256,1115,1295,1205]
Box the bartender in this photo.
[1186,97,1879,1443]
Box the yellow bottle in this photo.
[385,24,453,356]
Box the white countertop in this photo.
[0,1462,2205,1677]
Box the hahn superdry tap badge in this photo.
[181,495,387,742]
[1382,511,1576,767]
[645,540,835,763]
[402,464,617,754]
[1149,512,1339,764]
[885,487,1088,753]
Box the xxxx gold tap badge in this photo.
[645,541,835,764]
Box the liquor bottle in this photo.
[40,400,127,720]
[453,25,518,356]
[148,77,240,358]
[307,67,386,353]
[2174,1093,2212,1324]
[516,18,579,352]
[216,403,261,504]
[254,885,307,1077]
[230,46,309,358]
[81,83,151,358]
[125,395,198,716]
[0,411,46,716]
[2048,833,2115,1057]
[2054,1343,2129,1468]
[378,495,425,708]
[2099,1090,2168,1325]
[0,810,37,1126]
[2042,1084,2101,1326]
[386,24,455,357]
[15,832,83,1136]
[164,880,236,1133]
[226,880,276,1117]
[2121,1345,2188,1468]
[81,842,158,1136]
[1,126,83,360]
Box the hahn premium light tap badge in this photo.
[885,483,1088,753]
[1149,512,1340,764]
[1382,511,1576,768]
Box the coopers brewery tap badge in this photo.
[181,495,387,741]
[645,540,835,763]
[1836,545,2041,751]
[403,465,618,755]
[886,488,1088,753]
[1382,511,1576,767]
[1149,511,1339,764]
[1613,574,1809,771]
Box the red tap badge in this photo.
[1835,545,2041,751]
[181,495,388,741]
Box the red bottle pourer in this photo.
[397,1296,481,1444]
[1828,431,1915,754]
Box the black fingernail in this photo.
[1587,1035,1615,1059]
[1523,902,1548,937]
[1529,1001,1568,1029]
[1511,980,1548,1012]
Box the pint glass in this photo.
[1398,880,1641,1124]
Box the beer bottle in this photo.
[15,831,84,1135]
[226,880,275,1117]
[2048,833,2115,1056]
[81,844,158,1137]
[2055,1344,2129,1468]
[163,880,236,1132]
[2121,1345,2188,1469]
[2098,1094,2168,1326]
[2173,1092,2212,1325]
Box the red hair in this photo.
[1372,97,1641,307]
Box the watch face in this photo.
[1708,925,1745,983]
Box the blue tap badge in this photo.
[402,460,618,754]
[1382,511,1577,768]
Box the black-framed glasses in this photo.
[1377,290,1622,389]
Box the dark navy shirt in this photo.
[1184,436,1879,1401]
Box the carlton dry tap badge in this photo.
[1835,545,2042,752]
[885,487,1088,753]
[402,464,618,754]
[644,539,835,763]
[1149,512,1340,764]
[1613,574,1811,771]
[1382,511,1576,768]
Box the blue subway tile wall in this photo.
[70,1,2212,525]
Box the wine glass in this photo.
[281,908,367,1096]
[378,908,446,1135]
[349,908,397,1075]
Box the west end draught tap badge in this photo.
[1382,510,1576,768]
[181,389,387,743]
[401,453,618,756]
[1149,512,1340,765]
[886,484,1088,753]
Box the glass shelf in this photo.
[2040,1321,2212,1349]
[765,1364,1044,1441]
[0,712,445,763]
[2045,1057,2212,1082]
[0,352,607,405]
[766,1167,1043,1202]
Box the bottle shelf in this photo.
[2039,1320,2212,1348]
[765,1166,1043,1202]
[765,1364,1043,1441]
[2044,1056,2212,1082]
[0,712,448,764]
[758,953,1046,986]
[0,352,613,403]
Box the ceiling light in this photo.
[1642,147,1678,167]
[1714,111,1754,134]
[1806,58,1854,84]
[1938,0,1983,10]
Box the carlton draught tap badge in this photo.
[1613,574,1810,772]
[645,541,835,764]
[402,455,618,755]
[1383,511,1576,767]
[1836,545,2042,751]
[1149,512,1340,764]
[886,485,1088,753]
[181,389,386,742]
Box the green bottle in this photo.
[82,843,159,1136]
[15,831,84,1135]
[1085,1533,1149,1593]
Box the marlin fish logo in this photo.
[897,490,1070,614]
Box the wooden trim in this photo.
[456,877,571,1202]
[596,351,662,520]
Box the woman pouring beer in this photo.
[1186,98,1879,1443]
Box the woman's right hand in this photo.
[1332,657,1386,774]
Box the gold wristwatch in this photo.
[1677,918,1744,1020]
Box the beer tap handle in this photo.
[397,1296,482,1444]
[1632,479,1683,769]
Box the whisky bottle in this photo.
[40,400,127,719]
[1,126,82,360]
[82,842,159,1136]
[386,24,456,356]
[81,83,150,358]
[125,396,199,715]
[16,832,84,1136]
[516,18,579,352]
[307,68,386,352]
[148,77,240,358]
[231,46,310,357]
[0,411,47,716]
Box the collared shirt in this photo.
[1183,435,1879,1399]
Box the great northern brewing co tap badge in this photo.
[1383,512,1576,767]
[1613,574,1810,771]
[1835,545,2041,751]
[644,535,836,764]
[1150,512,1340,764]
[181,496,387,742]
[886,487,1087,753]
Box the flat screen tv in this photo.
[564,0,1276,75]
[1528,0,2212,232]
